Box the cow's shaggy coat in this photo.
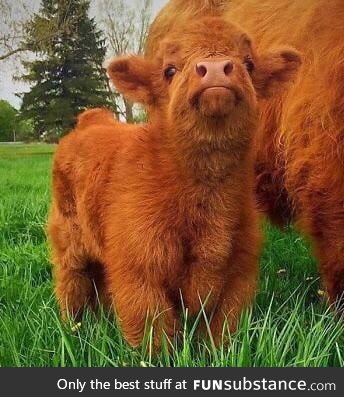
[146,0,344,306]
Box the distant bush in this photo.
[133,110,148,124]
[0,100,17,142]
[16,119,36,142]
[0,100,36,142]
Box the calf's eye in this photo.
[243,56,255,74]
[164,66,177,81]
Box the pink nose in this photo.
[196,60,234,87]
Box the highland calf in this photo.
[147,0,344,307]
[49,16,300,347]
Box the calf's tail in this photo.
[76,108,116,129]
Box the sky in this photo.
[0,0,168,109]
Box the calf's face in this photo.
[161,19,259,124]
[107,17,301,138]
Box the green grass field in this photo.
[0,143,343,367]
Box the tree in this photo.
[16,118,35,142]
[0,0,77,62]
[98,0,152,122]
[0,99,17,141]
[0,0,27,61]
[0,0,52,62]
[20,0,111,140]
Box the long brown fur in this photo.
[146,0,344,305]
[49,16,300,348]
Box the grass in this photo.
[0,143,343,367]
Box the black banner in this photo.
[0,368,342,396]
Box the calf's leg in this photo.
[308,207,344,309]
[107,266,179,348]
[181,218,260,343]
[209,263,258,344]
[49,209,100,318]
[182,243,258,344]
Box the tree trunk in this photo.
[124,99,134,123]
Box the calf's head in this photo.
[107,17,301,145]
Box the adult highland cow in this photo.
[49,16,300,347]
[146,0,344,305]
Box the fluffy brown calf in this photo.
[147,0,344,306]
[49,16,300,347]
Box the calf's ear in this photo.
[253,47,302,99]
[106,56,158,106]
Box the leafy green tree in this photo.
[16,119,35,142]
[0,99,17,141]
[20,0,111,140]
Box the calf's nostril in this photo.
[196,64,207,77]
[196,61,234,79]
[224,62,233,75]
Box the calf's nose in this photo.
[196,60,234,85]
